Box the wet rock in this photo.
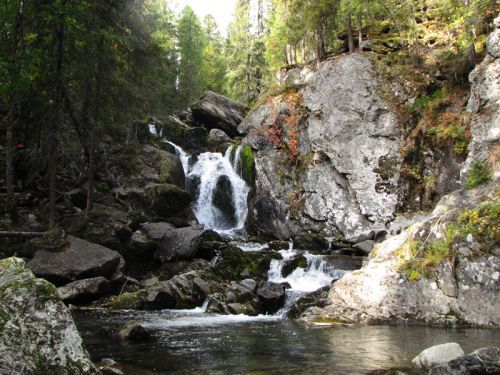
[240,278,258,293]
[104,291,145,310]
[57,276,110,304]
[143,285,177,310]
[256,281,289,314]
[158,150,185,188]
[215,246,282,280]
[293,234,329,252]
[127,222,175,255]
[119,323,151,342]
[353,240,376,255]
[281,255,308,277]
[27,236,123,286]
[155,225,206,263]
[0,257,99,374]
[268,241,290,250]
[100,366,125,375]
[146,183,192,218]
[429,346,500,375]
[412,343,465,369]
[212,175,237,228]
[190,91,248,137]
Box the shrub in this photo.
[458,201,499,242]
[466,161,492,189]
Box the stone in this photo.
[256,281,289,314]
[146,183,192,218]
[27,235,123,286]
[281,255,308,277]
[299,185,500,327]
[155,225,206,263]
[209,128,232,145]
[353,240,376,255]
[0,257,99,374]
[143,285,177,310]
[429,347,500,375]
[190,91,248,137]
[240,278,257,293]
[245,54,403,240]
[212,175,237,228]
[119,323,151,342]
[486,14,500,58]
[412,343,465,369]
[57,276,110,304]
[158,150,185,188]
[462,17,500,182]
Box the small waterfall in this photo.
[187,147,249,232]
[164,140,191,175]
[231,145,243,177]
[268,243,346,317]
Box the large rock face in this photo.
[242,54,403,241]
[300,185,500,327]
[462,14,500,182]
[27,236,123,286]
[0,257,99,375]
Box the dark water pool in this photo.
[73,309,500,374]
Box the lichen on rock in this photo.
[0,257,99,375]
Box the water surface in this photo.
[73,309,500,374]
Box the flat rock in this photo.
[57,276,110,304]
[27,236,123,286]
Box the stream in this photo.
[72,138,500,373]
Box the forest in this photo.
[0,0,497,228]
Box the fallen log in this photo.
[0,231,47,238]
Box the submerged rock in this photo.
[0,257,99,374]
[119,323,151,342]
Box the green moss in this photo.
[311,316,350,325]
[465,161,492,189]
[239,145,256,186]
[162,116,187,144]
[104,291,145,310]
[158,153,174,183]
[215,246,282,281]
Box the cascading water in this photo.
[164,140,191,175]
[187,146,249,232]
[268,242,347,317]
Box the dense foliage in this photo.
[0,0,497,227]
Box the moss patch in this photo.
[239,145,256,186]
[103,291,145,310]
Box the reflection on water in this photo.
[73,309,500,374]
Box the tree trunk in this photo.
[87,36,104,214]
[358,14,363,51]
[316,26,327,62]
[346,13,355,53]
[49,9,65,229]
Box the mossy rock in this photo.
[146,183,191,218]
[215,246,282,281]
[239,145,256,186]
[104,291,146,310]
[162,117,187,145]
[293,234,329,253]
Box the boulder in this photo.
[212,175,237,228]
[256,281,289,314]
[209,128,232,145]
[127,222,176,255]
[429,347,500,375]
[0,257,99,374]
[57,276,110,304]
[146,183,192,218]
[119,323,151,342]
[299,185,500,327]
[155,225,209,263]
[281,254,308,277]
[143,284,177,310]
[353,240,376,255]
[412,343,465,369]
[157,150,185,188]
[27,235,123,286]
[190,91,248,137]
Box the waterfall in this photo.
[268,242,347,317]
[187,150,249,232]
[164,140,191,175]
